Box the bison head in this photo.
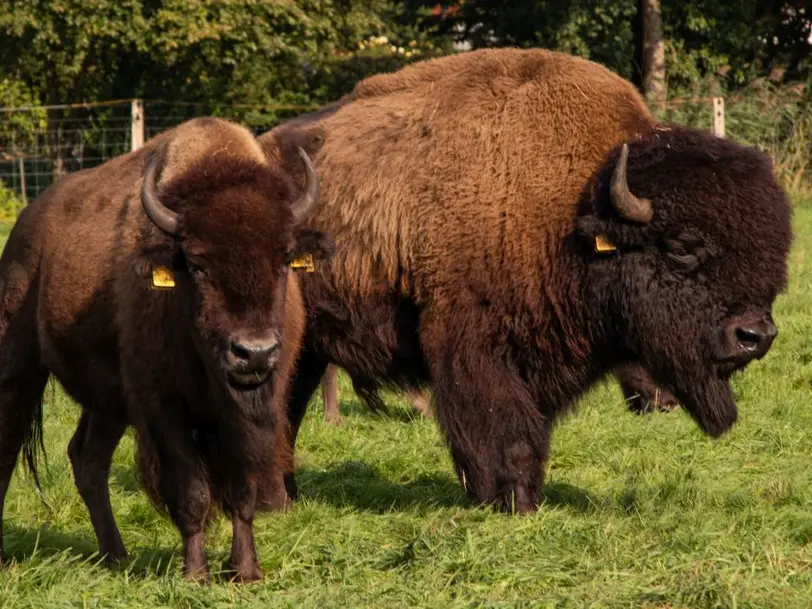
[140,146,334,391]
[576,126,792,437]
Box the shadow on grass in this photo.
[540,481,600,513]
[296,461,468,513]
[294,461,600,515]
[3,522,178,580]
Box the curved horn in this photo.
[141,153,180,236]
[290,147,320,223]
[610,143,653,224]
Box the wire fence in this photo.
[0,99,321,210]
[1,88,809,215]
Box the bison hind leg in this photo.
[0,366,49,565]
[320,364,343,426]
[0,289,50,565]
[67,410,128,564]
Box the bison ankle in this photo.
[182,532,209,583]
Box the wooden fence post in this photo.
[711,97,725,138]
[131,99,145,151]
[18,157,28,206]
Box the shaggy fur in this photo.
[0,117,333,582]
[258,48,792,513]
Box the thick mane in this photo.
[261,47,655,302]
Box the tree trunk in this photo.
[641,0,666,104]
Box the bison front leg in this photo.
[425,325,548,514]
[224,479,263,583]
[136,420,213,583]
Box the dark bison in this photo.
[319,364,433,425]
[0,117,334,581]
[260,48,792,513]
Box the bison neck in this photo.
[471,230,616,418]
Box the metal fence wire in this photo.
[0,99,318,206]
[0,90,809,207]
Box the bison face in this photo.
[577,128,792,437]
[141,147,334,392]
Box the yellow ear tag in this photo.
[594,234,617,253]
[289,253,315,273]
[151,266,176,289]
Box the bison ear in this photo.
[292,227,335,261]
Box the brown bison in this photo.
[0,117,333,582]
[260,48,792,514]
[319,364,433,425]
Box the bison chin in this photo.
[227,370,271,390]
[667,372,738,438]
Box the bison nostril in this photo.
[230,341,251,362]
[735,326,762,350]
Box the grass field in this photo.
[1,204,812,608]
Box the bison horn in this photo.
[141,153,180,236]
[290,147,320,223]
[610,143,653,224]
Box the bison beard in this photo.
[0,117,334,582]
[259,48,792,514]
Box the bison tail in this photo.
[22,392,47,494]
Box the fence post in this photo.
[131,99,145,151]
[18,157,28,206]
[711,97,725,138]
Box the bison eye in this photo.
[665,251,699,272]
[662,236,702,273]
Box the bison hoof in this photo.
[325,413,344,426]
[183,563,212,585]
[226,561,263,584]
[499,491,539,515]
[101,549,128,568]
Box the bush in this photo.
[0,180,24,220]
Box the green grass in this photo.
[2,205,812,608]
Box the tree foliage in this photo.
[0,1,808,108]
[428,0,811,93]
